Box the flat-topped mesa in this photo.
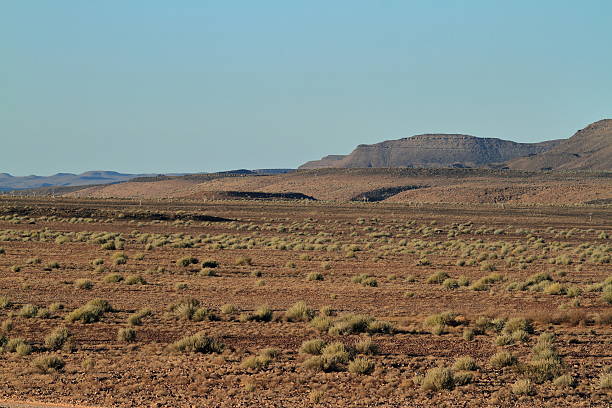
[300,133,561,169]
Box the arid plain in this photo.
[0,196,610,407]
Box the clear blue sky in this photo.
[1,1,611,175]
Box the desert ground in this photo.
[64,168,612,206]
[0,196,610,407]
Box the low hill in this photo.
[507,119,612,170]
[64,168,612,206]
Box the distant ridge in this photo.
[507,119,612,171]
[300,134,561,169]
[0,171,155,190]
[0,169,295,192]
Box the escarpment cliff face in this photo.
[507,119,612,171]
[300,134,561,169]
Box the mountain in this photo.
[0,171,156,191]
[300,134,562,169]
[507,119,612,171]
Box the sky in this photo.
[1,1,611,176]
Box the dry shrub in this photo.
[169,332,224,353]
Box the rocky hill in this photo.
[507,119,612,171]
[300,134,561,169]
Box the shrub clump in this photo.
[240,348,279,371]
[348,357,375,374]
[44,327,71,351]
[117,327,137,342]
[306,272,324,281]
[201,259,219,268]
[169,332,224,353]
[177,256,199,267]
[453,356,477,371]
[299,339,326,355]
[75,279,93,290]
[125,275,146,285]
[420,367,455,391]
[66,299,113,323]
[103,273,123,283]
[32,355,65,373]
[352,273,378,287]
[426,271,449,284]
[127,308,152,326]
[220,304,240,315]
[168,298,218,322]
[511,379,536,396]
[285,301,315,322]
[327,314,394,336]
[522,333,564,384]
[19,304,40,318]
[302,342,352,373]
[354,337,379,355]
[240,305,273,322]
[489,351,517,369]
